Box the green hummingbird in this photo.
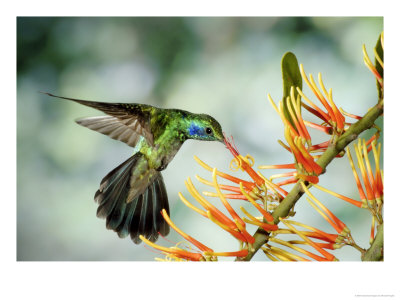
[44,92,225,244]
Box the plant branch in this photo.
[362,224,384,261]
[238,100,383,261]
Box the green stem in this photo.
[362,224,384,261]
[238,101,383,261]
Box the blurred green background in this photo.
[17,17,383,261]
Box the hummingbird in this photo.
[44,92,225,244]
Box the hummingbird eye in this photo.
[205,127,213,135]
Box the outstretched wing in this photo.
[76,116,147,147]
[43,92,154,146]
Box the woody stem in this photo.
[362,224,384,261]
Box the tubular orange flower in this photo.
[354,140,375,203]
[139,235,205,261]
[277,220,339,244]
[262,244,311,261]
[239,182,274,223]
[299,64,346,133]
[313,184,365,208]
[340,107,362,120]
[284,126,313,173]
[185,178,238,231]
[257,171,288,198]
[141,225,249,261]
[371,141,383,201]
[279,218,338,261]
[300,99,330,124]
[263,246,305,261]
[212,168,247,229]
[275,177,299,187]
[309,140,330,152]
[302,69,336,124]
[370,216,376,245]
[294,137,323,174]
[268,91,326,185]
[240,206,278,232]
[204,249,249,258]
[286,87,312,144]
[161,209,213,253]
[224,134,265,187]
[287,239,337,250]
[363,44,383,87]
[346,147,367,204]
[270,237,335,260]
[206,210,253,243]
[365,134,379,153]
[303,120,333,135]
[194,155,256,191]
[258,163,296,170]
[274,230,344,253]
[180,177,255,244]
[347,138,384,207]
[300,181,348,235]
[196,175,250,194]
[154,210,251,261]
[195,174,254,201]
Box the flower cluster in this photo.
[139,141,279,261]
[141,34,384,261]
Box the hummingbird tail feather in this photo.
[95,153,169,244]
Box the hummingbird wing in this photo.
[95,152,170,244]
[43,92,154,146]
[75,116,146,148]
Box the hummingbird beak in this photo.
[220,132,227,145]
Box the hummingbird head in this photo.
[184,113,225,144]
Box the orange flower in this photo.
[267,90,323,185]
[161,209,213,253]
[194,155,257,194]
[363,42,383,87]
[346,139,383,207]
[179,174,255,244]
[312,184,365,208]
[195,150,280,236]
[224,134,265,187]
[140,235,205,261]
[276,218,338,261]
[300,181,349,236]
[140,209,250,261]
[297,65,345,133]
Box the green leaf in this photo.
[374,33,384,100]
[281,52,302,127]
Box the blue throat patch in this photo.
[188,122,204,137]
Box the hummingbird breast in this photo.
[139,130,184,172]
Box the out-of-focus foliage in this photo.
[17,17,382,261]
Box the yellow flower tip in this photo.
[362,44,372,65]
[193,155,212,172]
[202,191,217,197]
[268,94,280,114]
[206,249,249,258]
